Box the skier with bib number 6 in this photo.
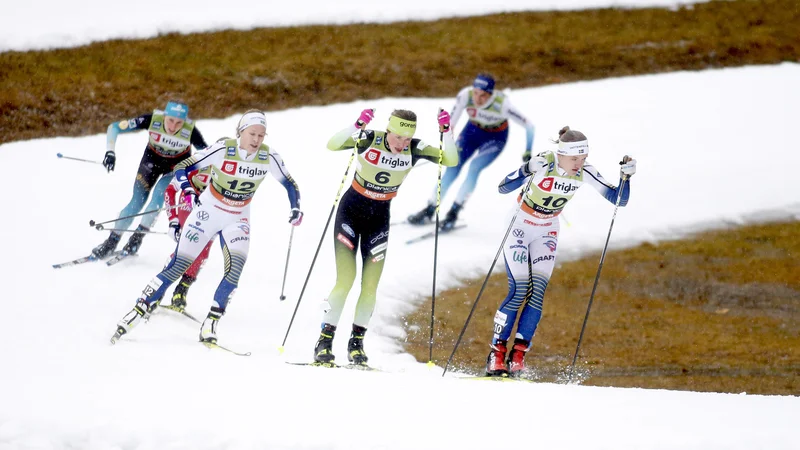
[313,108,458,366]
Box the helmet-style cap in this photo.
[165,101,189,120]
[473,73,495,94]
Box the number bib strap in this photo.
[351,179,397,201]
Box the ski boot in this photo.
[347,325,368,365]
[168,274,195,311]
[407,203,436,225]
[122,225,149,255]
[486,340,509,377]
[92,232,122,259]
[440,202,462,231]
[110,299,153,344]
[199,307,224,344]
[507,338,529,377]
[313,323,337,365]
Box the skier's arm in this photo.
[411,131,458,167]
[164,179,182,222]
[326,125,361,151]
[449,87,470,130]
[190,127,208,150]
[503,100,535,157]
[267,150,301,209]
[106,114,152,153]
[498,154,547,194]
[174,144,225,190]
[583,163,631,206]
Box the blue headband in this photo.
[473,74,495,93]
[165,101,189,120]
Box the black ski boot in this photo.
[92,232,122,259]
[347,324,368,365]
[440,202,462,231]
[122,225,149,254]
[170,274,195,311]
[407,203,436,225]
[314,323,337,364]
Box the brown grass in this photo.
[403,221,800,395]
[2,0,800,143]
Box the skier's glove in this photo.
[620,155,637,179]
[355,109,375,129]
[437,109,451,133]
[182,186,201,207]
[103,150,116,172]
[522,151,532,163]
[289,208,303,226]
[169,219,181,243]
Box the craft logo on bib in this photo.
[222,161,238,175]
[538,177,554,192]
[365,149,380,164]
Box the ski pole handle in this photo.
[57,153,103,165]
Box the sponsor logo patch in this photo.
[342,223,355,237]
[370,242,388,255]
[512,229,524,238]
[544,240,557,252]
[221,161,238,175]
[531,255,555,265]
[538,177,554,192]
[227,146,236,156]
[336,233,354,250]
[196,211,209,221]
[365,149,381,164]
[371,254,386,263]
[180,129,190,139]
[512,250,528,264]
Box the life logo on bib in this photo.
[365,149,381,165]
[221,161,238,175]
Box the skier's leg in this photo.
[323,194,360,327]
[452,138,506,207]
[200,218,251,343]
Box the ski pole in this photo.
[57,153,103,165]
[279,226,295,301]
[442,175,536,377]
[279,140,359,353]
[427,127,444,367]
[89,204,183,230]
[95,227,169,235]
[567,173,629,382]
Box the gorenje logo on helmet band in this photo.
[387,115,416,138]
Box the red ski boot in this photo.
[507,339,529,377]
[486,340,509,377]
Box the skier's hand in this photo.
[437,109,451,133]
[289,208,303,226]
[169,219,181,243]
[522,151,532,163]
[182,186,201,207]
[620,155,637,179]
[103,150,116,172]
[355,109,375,129]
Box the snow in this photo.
[1,0,706,53]
[2,1,800,448]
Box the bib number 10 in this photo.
[541,196,567,208]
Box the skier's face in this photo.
[386,132,411,154]
[165,116,185,135]
[472,88,492,107]
[239,125,267,153]
[557,154,588,176]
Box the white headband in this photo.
[557,139,589,156]
[237,112,267,135]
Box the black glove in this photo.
[103,150,116,172]
[169,219,181,243]
[522,151,532,163]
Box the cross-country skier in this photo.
[407,73,535,230]
[486,126,636,377]
[314,108,458,365]
[92,101,208,258]
[111,110,302,345]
